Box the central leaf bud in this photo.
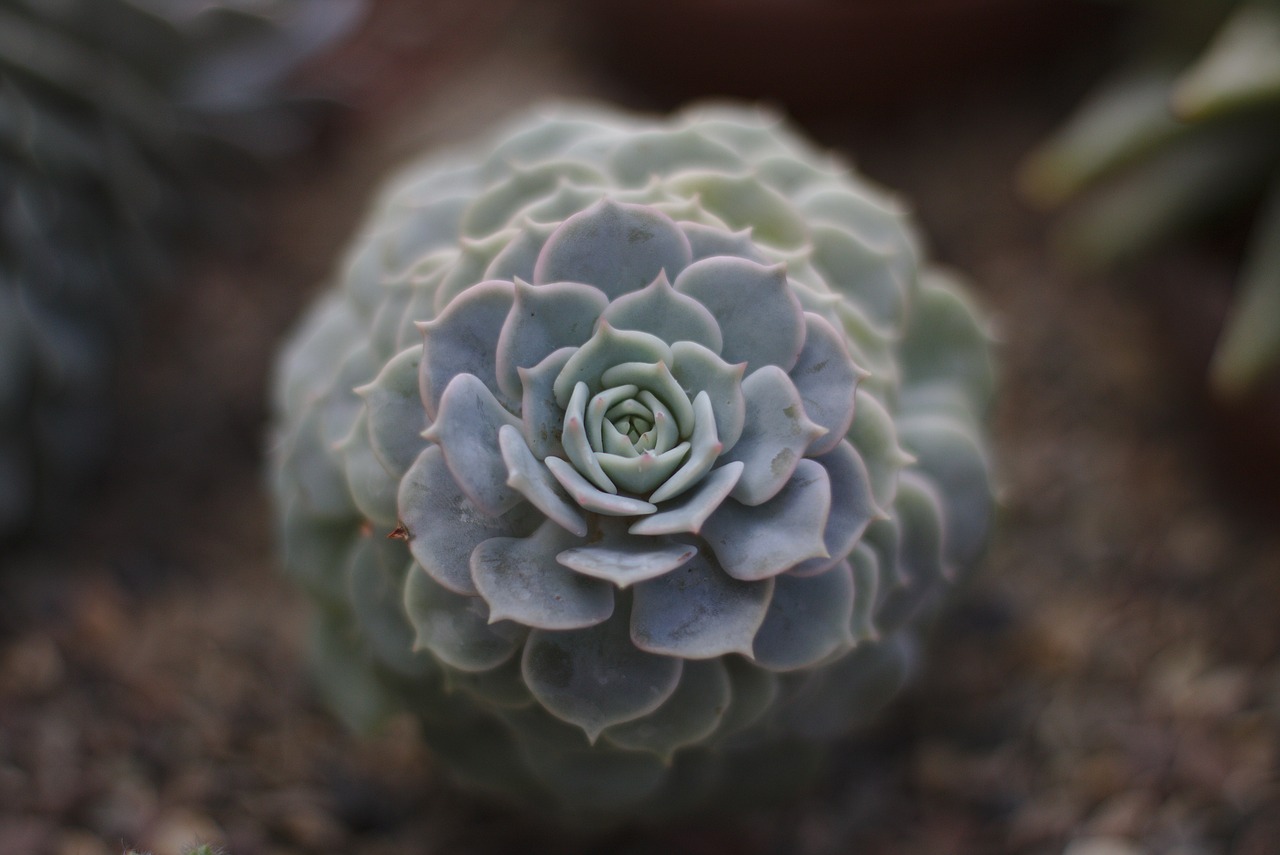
[561,362,693,497]
[549,323,725,507]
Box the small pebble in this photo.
[0,819,52,854]
[1085,790,1157,838]
[142,808,223,855]
[54,829,113,855]
[276,799,346,850]
[0,635,65,697]
[86,765,157,840]
[1063,836,1144,855]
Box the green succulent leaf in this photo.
[518,347,575,460]
[600,275,725,366]
[898,413,994,569]
[630,548,773,660]
[498,425,588,537]
[847,543,883,644]
[715,656,780,738]
[419,280,515,418]
[359,345,427,478]
[796,184,918,275]
[673,257,805,374]
[665,171,808,248]
[720,366,827,506]
[552,324,672,409]
[846,389,912,510]
[669,341,747,452]
[779,636,911,740]
[338,415,400,528]
[789,441,881,577]
[703,459,832,581]
[462,160,609,239]
[681,222,765,263]
[345,534,425,676]
[405,566,527,673]
[471,521,615,630]
[484,220,556,283]
[510,704,669,811]
[753,562,857,672]
[425,373,523,516]
[809,223,909,332]
[545,456,658,517]
[556,524,697,588]
[398,447,539,595]
[602,659,732,761]
[629,461,744,537]
[523,609,684,742]
[788,312,865,456]
[533,198,693,299]
[607,127,744,187]
[495,279,608,401]
[875,473,951,633]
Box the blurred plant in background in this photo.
[134,0,365,154]
[0,0,363,544]
[1021,0,1280,396]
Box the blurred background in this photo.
[1,1,1277,853]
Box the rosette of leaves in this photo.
[0,0,362,541]
[270,103,996,824]
[1021,0,1280,394]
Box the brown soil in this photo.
[1,10,1276,855]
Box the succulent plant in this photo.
[0,0,362,541]
[270,103,996,824]
[1021,0,1280,394]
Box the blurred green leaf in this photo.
[1175,3,1280,120]
[1211,179,1280,394]
[1055,119,1276,266]
[1020,69,1186,207]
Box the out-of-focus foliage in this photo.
[0,0,362,542]
[1022,0,1280,395]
